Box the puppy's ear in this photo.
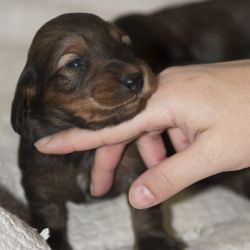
[109,23,132,46]
[11,64,38,134]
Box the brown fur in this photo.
[11,13,182,250]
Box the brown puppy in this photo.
[11,13,182,250]
[115,0,250,72]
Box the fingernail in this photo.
[34,136,52,148]
[130,185,155,209]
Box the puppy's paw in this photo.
[135,231,185,250]
[47,233,72,250]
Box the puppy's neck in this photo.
[21,107,85,143]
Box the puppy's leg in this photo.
[220,168,250,199]
[116,144,184,250]
[130,204,184,250]
[23,178,72,250]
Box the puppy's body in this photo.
[12,13,180,250]
[115,0,250,72]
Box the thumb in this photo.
[128,134,222,209]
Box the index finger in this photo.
[34,113,146,154]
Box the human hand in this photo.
[35,60,250,209]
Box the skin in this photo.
[35,60,250,209]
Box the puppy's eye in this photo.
[66,58,85,68]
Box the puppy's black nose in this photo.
[121,73,144,93]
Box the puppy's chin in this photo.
[83,97,147,130]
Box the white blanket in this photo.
[0,1,250,249]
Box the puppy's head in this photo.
[11,13,156,138]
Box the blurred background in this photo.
[1,1,250,250]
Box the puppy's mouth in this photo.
[84,97,147,129]
[89,84,143,110]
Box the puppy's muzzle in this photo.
[121,72,144,94]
